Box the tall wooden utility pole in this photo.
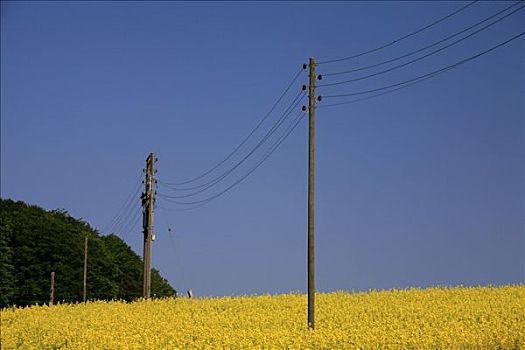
[142,153,156,299]
[308,57,316,329]
[83,236,88,302]
[50,271,55,305]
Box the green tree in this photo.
[0,217,15,306]
[0,199,176,307]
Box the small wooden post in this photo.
[50,271,55,305]
[83,236,88,302]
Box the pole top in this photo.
[147,153,157,163]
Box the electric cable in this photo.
[322,30,525,99]
[318,65,455,108]
[103,173,142,234]
[318,0,478,65]
[322,1,523,77]
[161,67,305,186]
[158,91,306,198]
[158,109,306,208]
[318,4,525,88]
[108,187,142,235]
[119,205,143,240]
[159,89,305,191]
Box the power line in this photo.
[317,0,478,65]
[159,90,305,191]
[118,204,142,240]
[157,197,212,212]
[322,30,525,99]
[158,109,306,208]
[318,4,524,88]
[318,66,455,109]
[161,67,305,186]
[108,185,142,235]
[322,1,523,77]
[158,91,306,198]
[158,109,305,207]
[103,173,142,234]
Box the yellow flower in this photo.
[1,285,524,349]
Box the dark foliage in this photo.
[0,199,176,307]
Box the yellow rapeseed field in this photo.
[1,285,524,349]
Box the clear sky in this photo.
[1,1,524,297]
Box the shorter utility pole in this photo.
[50,271,55,305]
[83,236,88,302]
[142,153,156,299]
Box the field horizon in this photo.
[2,284,524,349]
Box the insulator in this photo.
[302,106,306,111]
[317,96,323,102]
[303,63,307,70]
[302,85,306,91]
[317,74,322,80]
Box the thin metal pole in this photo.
[308,57,316,329]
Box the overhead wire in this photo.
[158,90,306,198]
[160,67,305,186]
[317,4,525,88]
[158,108,307,208]
[103,173,142,234]
[119,205,143,240]
[144,3,520,211]
[109,186,142,236]
[322,1,523,77]
[317,0,478,65]
[319,67,455,108]
[321,30,525,99]
[159,89,305,191]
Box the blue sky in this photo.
[1,1,524,297]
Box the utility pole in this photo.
[142,153,156,299]
[83,235,88,302]
[50,271,55,305]
[308,57,316,329]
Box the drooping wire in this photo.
[322,30,525,99]
[157,198,209,212]
[318,66,454,109]
[161,67,305,186]
[103,173,142,234]
[118,205,143,240]
[159,89,305,191]
[322,1,523,77]
[318,4,525,88]
[108,187,142,236]
[317,0,478,65]
[158,109,306,208]
[158,91,306,198]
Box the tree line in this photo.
[0,198,176,308]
